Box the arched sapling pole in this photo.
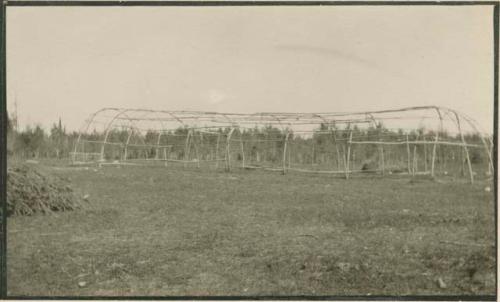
[106,110,148,164]
[460,114,494,176]
[453,110,474,184]
[100,108,130,165]
[72,108,120,164]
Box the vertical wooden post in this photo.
[330,129,341,171]
[481,135,493,176]
[341,144,346,171]
[454,112,474,184]
[423,136,428,173]
[240,131,245,168]
[193,132,201,169]
[406,134,411,175]
[199,131,204,161]
[225,128,236,172]
[352,151,356,171]
[99,143,105,165]
[431,107,443,177]
[488,137,493,175]
[123,130,133,161]
[288,141,291,169]
[460,148,465,176]
[335,135,341,171]
[155,131,162,160]
[345,129,353,179]
[215,133,221,169]
[412,134,419,175]
[377,127,384,175]
[282,132,290,175]
[72,142,79,163]
[100,137,108,165]
[431,134,439,177]
[163,134,168,167]
[184,130,192,168]
[163,148,168,167]
[380,144,385,175]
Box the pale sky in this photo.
[6,5,495,133]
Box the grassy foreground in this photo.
[7,163,495,296]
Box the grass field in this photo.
[7,162,496,296]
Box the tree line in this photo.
[7,112,78,159]
[7,111,487,172]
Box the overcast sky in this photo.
[6,5,495,132]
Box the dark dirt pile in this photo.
[7,164,85,216]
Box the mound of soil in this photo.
[361,161,378,172]
[7,164,85,216]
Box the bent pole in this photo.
[454,111,474,184]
